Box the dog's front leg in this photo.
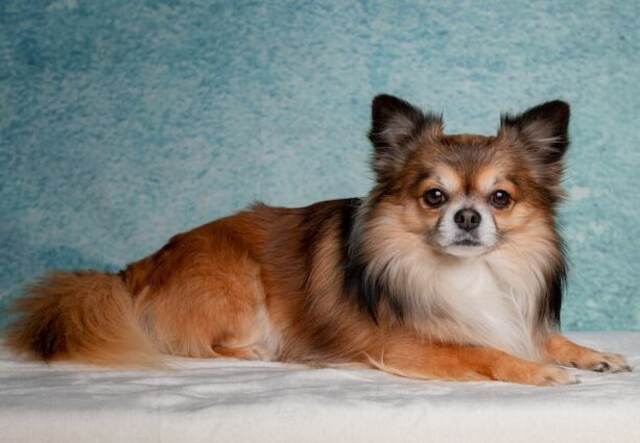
[369,339,577,386]
[545,334,632,372]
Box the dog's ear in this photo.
[499,100,570,165]
[369,94,442,182]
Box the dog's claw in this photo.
[588,353,632,373]
[592,361,609,372]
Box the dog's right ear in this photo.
[369,94,442,182]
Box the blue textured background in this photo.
[1,1,639,330]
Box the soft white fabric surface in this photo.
[0,332,638,443]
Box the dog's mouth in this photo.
[440,234,492,258]
[451,239,482,247]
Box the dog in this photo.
[6,94,632,385]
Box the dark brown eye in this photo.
[423,188,448,207]
[490,190,512,208]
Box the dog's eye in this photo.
[490,190,511,208]
[423,188,448,207]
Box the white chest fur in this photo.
[358,211,554,361]
[396,249,545,360]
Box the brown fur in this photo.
[5,95,631,384]
[7,271,158,367]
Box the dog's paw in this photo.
[578,352,632,373]
[495,363,579,386]
[533,365,579,386]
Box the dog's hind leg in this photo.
[126,216,279,362]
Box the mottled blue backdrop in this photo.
[1,1,638,330]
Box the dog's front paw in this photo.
[493,362,579,386]
[532,365,580,386]
[578,352,632,373]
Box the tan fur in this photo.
[6,97,631,386]
[366,334,575,385]
[545,334,631,372]
[6,204,616,385]
[7,271,159,367]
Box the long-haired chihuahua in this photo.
[7,95,632,385]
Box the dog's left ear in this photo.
[369,94,442,182]
[499,100,570,164]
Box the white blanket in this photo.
[1,332,638,443]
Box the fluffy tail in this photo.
[5,271,160,367]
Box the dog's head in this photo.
[363,94,569,259]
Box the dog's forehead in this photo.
[427,164,503,194]
[415,134,510,193]
[416,133,497,164]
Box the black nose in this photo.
[454,208,481,231]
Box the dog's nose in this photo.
[454,208,481,231]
